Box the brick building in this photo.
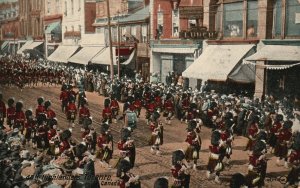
[0,0,19,55]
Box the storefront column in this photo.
[254,60,265,100]
[257,0,268,39]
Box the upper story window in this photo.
[142,24,147,42]
[172,9,180,37]
[47,0,51,14]
[273,0,300,38]
[157,11,164,37]
[71,0,74,15]
[64,1,67,16]
[223,2,243,37]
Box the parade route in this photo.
[1,84,295,188]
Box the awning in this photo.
[68,46,105,65]
[245,45,300,61]
[25,41,43,50]
[1,41,9,50]
[152,47,196,54]
[182,44,255,81]
[45,22,60,34]
[17,41,33,54]
[228,64,255,83]
[122,49,136,65]
[47,45,79,63]
[90,47,117,65]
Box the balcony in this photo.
[179,27,218,40]
[64,31,81,39]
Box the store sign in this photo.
[295,13,300,24]
[179,6,203,19]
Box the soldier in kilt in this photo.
[274,120,293,167]
[66,95,77,128]
[171,150,191,188]
[110,95,120,123]
[45,100,56,127]
[78,99,90,130]
[268,114,283,153]
[245,115,259,151]
[116,159,141,188]
[6,98,15,129]
[117,127,135,168]
[207,130,223,184]
[285,132,300,187]
[245,140,267,187]
[97,123,113,165]
[163,93,174,125]
[148,111,163,155]
[24,109,36,146]
[185,120,201,170]
[102,98,112,124]
[14,101,25,134]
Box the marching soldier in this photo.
[148,111,163,155]
[24,109,36,146]
[78,99,90,129]
[185,120,201,170]
[102,98,112,124]
[116,159,141,188]
[245,140,267,187]
[171,150,191,188]
[110,95,120,123]
[245,116,259,151]
[274,120,293,167]
[44,100,56,126]
[146,99,156,125]
[15,101,25,134]
[59,129,72,154]
[117,127,135,168]
[66,95,77,128]
[60,84,69,112]
[6,98,16,129]
[163,93,174,125]
[35,97,45,118]
[180,93,190,123]
[207,130,223,184]
[133,95,142,118]
[285,132,300,187]
[0,93,6,129]
[269,114,283,153]
[97,123,113,166]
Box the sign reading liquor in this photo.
[179,6,203,19]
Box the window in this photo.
[223,2,243,37]
[273,0,300,37]
[64,1,67,16]
[142,25,147,42]
[96,27,105,34]
[247,1,258,37]
[188,19,197,28]
[71,0,74,15]
[172,9,180,37]
[286,0,300,36]
[157,12,164,37]
[273,0,282,36]
[47,0,51,14]
[131,26,137,37]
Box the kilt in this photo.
[67,112,76,121]
[274,142,288,158]
[185,146,199,161]
[207,157,218,172]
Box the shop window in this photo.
[188,19,197,28]
[142,25,147,42]
[247,1,258,37]
[286,0,300,36]
[223,2,243,37]
[131,26,137,37]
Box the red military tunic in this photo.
[181,98,190,110]
[15,111,25,128]
[60,90,68,102]
[35,105,45,117]
[82,130,90,139]
[47,128,57,140]
[102,107,112,120]
[277,128,292,143]
[66,103,77,120]
[288,150,300,165]
[133,99,142,109]
[59,140,70,153]
[79,106,90,119]
[147,103,156,113]
[6,107,16,125]
[270,122,282,134]
[110,99,119,111]
[46,109,56,120]
[154,96,162,108]
[248,123,259,139]
[164,99,174,112]
[97,134,108,149]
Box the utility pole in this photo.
[106,0,114,80]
